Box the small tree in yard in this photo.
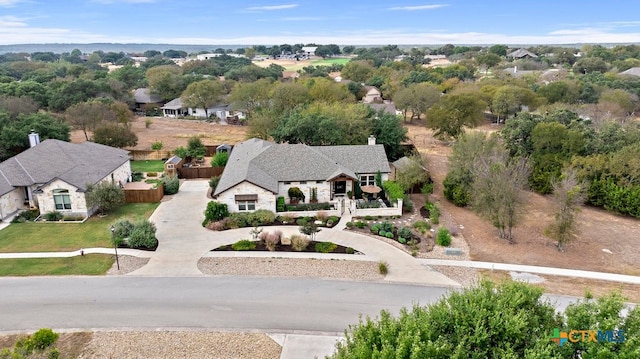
[85,181,125,215]
[210,152,229,167]
[545,169,586,251]
[151,141,163,158]
[299,221,320,241]
[203,201,229,226]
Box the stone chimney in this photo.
[368,135,376,146]
[28,130,40,148]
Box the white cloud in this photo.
[245,4,298,11]
[0,15,27,27]
[0,0,26,7]
[388,4,448,11]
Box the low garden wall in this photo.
[351,199,402,217]
[277,209,341,218]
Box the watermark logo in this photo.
[550,328,625,346]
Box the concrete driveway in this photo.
[130,180,459,287]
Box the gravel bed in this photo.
[77,331,281,359]
[106,255,150,275]
[198,257,385,281]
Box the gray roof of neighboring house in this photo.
[214,138,391,196]
[367,102,398,115]
[133,88,162,104]
[392,156,412,171]
[161,98,183,110]
[507,48,538,58]
[0,140,130,196]
[620,67,640,77]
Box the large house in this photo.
[0,138,131,220]
[161,98,245,121]
[213,137,391,212]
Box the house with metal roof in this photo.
[0,138,131,221]
[213,137,391,213]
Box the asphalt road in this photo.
[0,277,454,333]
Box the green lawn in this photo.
[130,160,164,173]
[311,58,351,66]
[0,203,159,252]
[0,254,113,276]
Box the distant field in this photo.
[253,57,351,71]
[311,58,351,66]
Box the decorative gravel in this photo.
[106,256,150,275]
[77,331,281,359]
[198,257,385,281]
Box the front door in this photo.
[334,181,346,195]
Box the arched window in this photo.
[53,189,71,210]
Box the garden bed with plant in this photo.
[202,203,341,230]
[214,239,356,254]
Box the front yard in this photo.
[0,255,114,276]
[0,203,159,252]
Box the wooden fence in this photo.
[177,166,224,179]
[128,150,174,161]
[124,184,164,203]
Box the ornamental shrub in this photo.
[209,175,221,190]
[436,227,451,246]
[210,151,229,167]
[397,226,412,239]
[162,175,180,195]
[315,241,338,253]
[44,211,63,221]
[127,219,158,250]
[231,239,256,251]
[290,234,310,251]
[203,201,229,227]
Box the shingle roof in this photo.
[133,88,162,104]
[367,102,398,115]
[620,67,640,77]
[214,139,391,196]
[0,140,130,196]
[507,48,538,58]
[161,98,183,110]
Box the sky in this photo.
[1,0,640,46]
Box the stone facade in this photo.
[0,188,26,220]
[216,181,276,212]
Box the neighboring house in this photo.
[0,138,131,220]
[366,101,402,116]
[133,88,163,112]
[161,98,246,121]
[301,46,318,56]
[503,66,535,78]
[620,67,640,77]
[362,86,382,103]
[507,48,538,59]
[213,137,391,213]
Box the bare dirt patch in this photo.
[70,116,249,150]
[407,123,640,289]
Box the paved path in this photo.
[420,259,640,285]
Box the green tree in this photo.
[477,53,502,73]
[180,79,224,118]
[271,82,310,115]
[0,112,70,161]
[151,140,163,158]
[394,154,428,194]
[340,60,375,83]
[305,77,354,103]
[145,65,185,101]
[545,170,586,251]
[187,136,206,159]
[329,281,561,359]
[65,100,117,141]
[426,93,487,140]
[371,111,408,161]
[85,181,125,215]
[92,123,138,148]
[393,82,441,122]
[228,78,273,116]
[488,44,508,57]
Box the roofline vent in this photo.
[28,130,40,148]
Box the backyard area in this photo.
[130,160,164,173]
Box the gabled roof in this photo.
[161,98,183,110]
[133,88,162,104]
[620,67,640,77]
[367,102,398,115]
[507,48,538,58]
[214,138,391,197]
[0,140,130,196]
